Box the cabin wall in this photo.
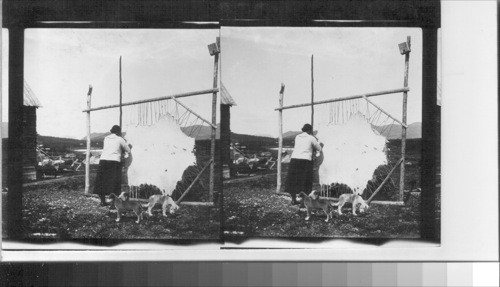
[220,104,231,179]
[22,106,38,166]
[22,106,38,181]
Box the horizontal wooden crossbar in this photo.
[82,88,219,112]
[317,197,404,206]
[128,198,214,207]
[275,87,409,111]
[179,201,214,206]
[369,200,405,206]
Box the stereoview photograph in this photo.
[221,27,434,240]
[2,29,222,241]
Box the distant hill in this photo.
[180,124,221,140]
[85,132,110,142]
[283,122,422,140]
[373,122,421,139]
[255,133,275,138]
[37,135,88,152]
[84,125,277,144]
[282,131,301,139]
[230,122,421,151]
[2,122,91,152]
[231,133,276,145]
[230,132,276,153]
[283,130,321,139]
[82,124,222,142]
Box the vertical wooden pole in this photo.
[84,85,93,195]
[420,28,438,240]
[277,83,285,193]
[119,56,123,128]
[7,28,24,238]
[311,54,314,128]
[209,40,219,203]
[310,55,316,191]
[399,36,411,202]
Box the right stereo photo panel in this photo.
[220,27,435,242]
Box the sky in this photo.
[221,27,423,137]
[2,29,220,139]
[1,27,422,139]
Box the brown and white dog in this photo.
[296,191,334,222]
[109,192,144,223]
[144,194,180,217]
[332,193,369,216]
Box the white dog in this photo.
[332,193,369,216]
[144,194,180,217]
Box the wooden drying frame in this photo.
[276,37,411,204]
[82,39,220,207]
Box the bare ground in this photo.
[223,175,421,240]
[3,176,220,241]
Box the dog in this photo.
[109,192,144,223]
[144,194,180,217]
[332,193,369,216]
[118,191,130,201]
[296,191,334,222]
[308,190,320,200]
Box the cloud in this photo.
[20,29,218,138]
[222,27,423,136]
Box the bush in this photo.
[135,184,163,198]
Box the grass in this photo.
[4,176,220,241]
[222,138,429,240]
[223,175,421,239]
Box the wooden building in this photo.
[1,80,42,184]
[21,80,42,181]
[220,83,236,179]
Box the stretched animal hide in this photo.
[317,113,387,195]
[124,115,196,195]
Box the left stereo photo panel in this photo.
[2,29,222,242]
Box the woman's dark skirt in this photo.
[285,158,313,201]
[93,160,122,200]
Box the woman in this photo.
[285,123,323,205]
[93,125,131,206]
